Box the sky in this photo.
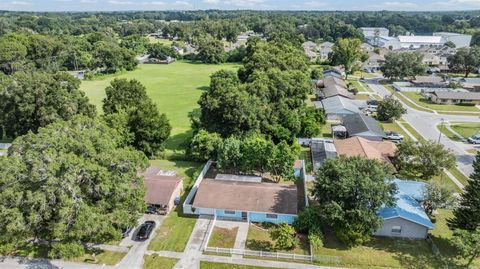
[1,0,480,12]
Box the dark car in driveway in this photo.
[135,221,156,241]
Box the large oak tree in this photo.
[0,116,148,258]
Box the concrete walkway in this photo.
[173,216,213,269]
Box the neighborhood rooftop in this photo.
[378,180,434,229]
[192,179,298,215]
[333,136,397,163]
[342,113,385,140]
[433,91,480,101]
[143,167,183,206]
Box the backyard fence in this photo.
[204,246,342,264]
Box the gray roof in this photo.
[319,96,360,115]
[433,91,480,101]
[321,85,353,99]
[342,113,385,138]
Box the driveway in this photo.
[366,79,480,176]
[117,214,165,269]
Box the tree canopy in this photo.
[103,78,171,157]
[448,47,480,78]
[377,96,407,122]
[198,38,324,143]
[393,140,456,180]
[381,52,426,80]
[330,38,365,79]
[0,71,96,138]
[312,156,397,246]
[449,152,480,231]
[0,116,148,257]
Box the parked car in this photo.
[467,134,480,144]
[384,131,404,141]
[122,226,133,238]
[135,221,156,240]
[367,99,379,106]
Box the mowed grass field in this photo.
[80,61,240,151]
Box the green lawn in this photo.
[80,62,239,154]
[403,92,480,113]
[431,172,461,192]
[449,122,480,138]
[245,224,310,255]
[147,205,198,252]
[200,261,280,269]
[354,93,373,101]
[208,226,239,248]
[313,233,443,269]
[321,121,334,138]
[380,121,410,140]
[143,254,178,269]
[448,167,470,186]
[148,36,174,46]
[429,209,480,268]
[438,124,462,141]
[69,249,126,265]
[397,120,424,141]
[11,244,125,266]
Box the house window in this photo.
[391,226,402,234]
[266,214,278,219]
[224,210,236,215]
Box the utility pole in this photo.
[438,118,445,144]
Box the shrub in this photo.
[48,242,85,259]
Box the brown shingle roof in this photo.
[143,166,183,205]
[333,136,397,163]
[193,180,298,215]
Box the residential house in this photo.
[183,162,307,224]
[341,113,385,141]
[318,42,334,61]
[361,43,375,52]
[453,78,480,92]
[411,76,447,88]
[302,41,319,61]
[309,136,396,172]
[333,136,397,163]
[316,76,353,100]
[375,180,434,239]
[314,96,359,120]
[429,91,480,104]
[363,52,385,72]
[144,167,183,214]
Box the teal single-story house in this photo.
[192,179,299,224]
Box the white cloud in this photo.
[150,1,165,5]
[80,0,97,3]
[304,1,327,8]
[10,1,30,5]
[223,0,266,7]
[108,0,134,4]
[173,0,192,6]
[203,0,220,4]
[382,1,419,8]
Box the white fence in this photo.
[204,246,341,264]
[183,160,213,215]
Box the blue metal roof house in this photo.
[374,179,434,239]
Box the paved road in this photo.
[366,79,480,176]
[0,214,165,269]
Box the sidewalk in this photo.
[200,254,346,269]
